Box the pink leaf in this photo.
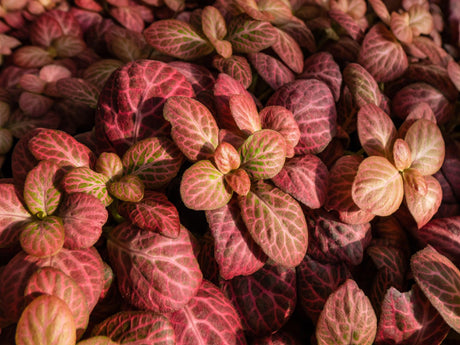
[213,55,252,89]
[447,59,460,91]
[397,102,437,138]
[225,169,251,196]
[238,181,308,267]
[95,152,123,180]
[24,267,89,339]
[144,19,213,59]
[92,311,175,344]
[239,129,286,180]
[180,160,233,211]
[107,174,144,203]
[229,93,261,135]
[57,78,99,108]
[271,28,304,74]
[352,156,404,216]
[214,142,241,174]
[171,280,247,344]
[95,60,194,155]
[122,136,184,189]
[18,92,54,117]
[316,279,377,345]
[19,216,65,258]
[329,8,364,41]
[53,35,86,58]
[110,7,145,32]
[28,129,96,168]
[13,46,53,68]
[267,79,337,154]
[106,223,202,313]
[163,96,219,161]
[227,16,278,53]
[15,295,76,345]
[299,52,342,102]
[202,6,232,58]
[393,139,412,171]
[358,23,408,82]
[368,0,390,25]
[357,103,397,158]
[297,255,352,323]
[205,197,267,280]
[343,62,382,108]
[118,190,180,238]
[30,10,81,46]
[58,193,108,249]
[221,262,296,337]
[168,61,215,94]
[404,119,445,176]
[411,245,460,333]
[77,336,118,345]
[404,175,442,229]
[375,285,450,345]
[247,52,295,90]
[63,167,112,206]
[390,11,413,44]
[11,129,42,187]
[278,17,316,51]
[272,154,328,209]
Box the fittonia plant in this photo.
[0,1,459,344]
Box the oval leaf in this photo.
[19,216,65,258]
[227,16,278,54]
[108,174,144,203]
[229,93,261,135]
[343,62,382,108]
[247,52,295,90]
[212,55,252,89]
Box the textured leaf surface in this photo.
[238,182,308,267]
[267,79,337,154]
[28,129,95,168]
[170,280,247,345]
[15,295,76,345]
[168,61,215,94]
[411,245,460,333]
[63,167,112,206]
[229,93,261,135]
[404,119,445,176]
[107,223,202,313]
[297,255,351,323]
[122,136,183,189]
[205,198,267,280]
[92,311,175,345]
[202,6,231,57]
[357,103,397,158]
[24,267,89,339]
[180,160,233,211]
[213,142,241,174]
[163,96,218,161]
[77,336,119,345]
[316,279,377,345]
[343,63,381,108]
[95,152,123,180]
[221,262,296,336]
[58,193,108,249]
[213,55,252,89]
[306,209,371,266]
[239,129,286,180]
[272,154,328,209]
[118,190,180,238]
[107,174,144,203]
[144,19,213,60]
[352,156,404,216]
[19,216,65,258]
[271,28,303,74]
[227,16,277,53]
[358,23,408,82]
[247,52,295,90]
[375,285,450,345]
[0,183,31,248]
[95,59,194,154]
[23,160,62,217]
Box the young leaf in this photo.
[107,223,202,313]
[247,52,295,90]
[107,174,144,203]
[239,129,286,180]
[375,285,450,345]
[63,167,112,207]
[272,154,329,209]
[205,197,267,280]
[316,279,377,345]
[118,190,180,238]
[95,152,123,180]
[19,216,65,258]
[144,19,213,60]
[404,175,442,229]
[267,79,337,155]
[229,93,261,135]
[358,23,408,82]
[57,193,108,249]
[352,156,404,216]
[221,262,296,336]
[23,160,62,218]
[122,136,184,189]
[393,139,412,171]
[227,16,278,54]
[164,96,219,161]
[357,103,397,158]
[213,142,241,174]
[297,255,352,324]
[24,267,89,340]
[212,55,252,89]
[202,6,232,58]
[170,280,247,344]
[238,181,308,267]
[28,129,95,168]
[91,311,175,345]
[411,245,460,333]
[225,168,251,196]
[404,119,445,176]
[180,160,233,211]
[15,295,76,345]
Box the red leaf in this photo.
[168,61,215,94]
[229,93,261,135]
[19,216,65,258]
[271,28,304,73]
[213,55,252,89]
[247,52,295,90]
[227,16,278,54]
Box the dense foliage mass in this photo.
[0,0,459,344]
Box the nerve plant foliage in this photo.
[0,0,459,344]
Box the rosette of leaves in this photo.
[163,94,308,268]
[351,103,445,228]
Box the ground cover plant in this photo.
[0,0,459,344]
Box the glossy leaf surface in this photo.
[63,167,112,206]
